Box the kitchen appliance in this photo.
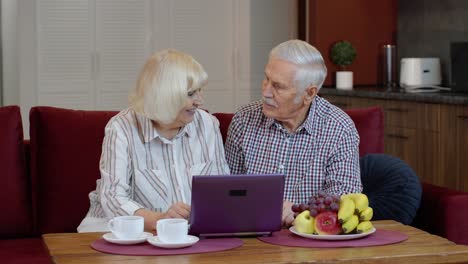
[451,42,468,93]
[399,58,450,93]
[382,44,397,87]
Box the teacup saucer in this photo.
[103,232,153,245]
[147,235,199,249]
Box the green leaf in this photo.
[330,41,357,69]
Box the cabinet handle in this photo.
[457,115,468,121]
[385,107,409,113]
[386,133,409,140]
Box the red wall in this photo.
[308,0,397,86]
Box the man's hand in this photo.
[164,202,191,219]
[282,200,294,228]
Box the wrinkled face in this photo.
[262,58,307,121]
[172,88,203,127]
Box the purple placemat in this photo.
[91,237,243,256]
[258,229,408,248]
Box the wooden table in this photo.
[43,220,468,263]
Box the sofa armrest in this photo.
[412,182,468,245]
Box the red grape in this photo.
[291,204,301,213]
[317,203,327,213]
[332,194,340,203]
[316,197,324,205]
[310,208,318,217]
[299,203,309,212]
[330,202,339,212]
[292,192,343,219]
[308,197,316,205]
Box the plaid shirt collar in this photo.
[264,98,318,135]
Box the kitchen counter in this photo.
[318,86,468,105]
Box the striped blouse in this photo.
[78,108,229,231]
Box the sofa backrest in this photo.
[0,106,33,238]
[27,105,382,234]
[30,107,118,234]
[345,107,384,156]
[213,106,384,156]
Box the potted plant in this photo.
[330,41,357,90]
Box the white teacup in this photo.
[156,219,188,243]
[108,216,144,240]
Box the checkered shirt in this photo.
[225,96,362,204]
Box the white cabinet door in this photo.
[36,0,93,109]
[19,0,295,121]
[95,0,152,110]
[154,0,235,112]
[236,0,295,109]
[35,0,151,110]
[153,0,294,113]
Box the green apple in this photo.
[294,210,315,234]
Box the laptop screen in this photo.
[189,174,285,237]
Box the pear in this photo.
[294,210,315,234]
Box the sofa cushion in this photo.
[212,113,233,144]
[344,107,384,156]
[213,106,384,156]
[30,107,117,234]
[412,182,468,245]
[360,154,422,225]
[0,238,51,264]
[0,106,32,238]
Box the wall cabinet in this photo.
[322,94,466,192]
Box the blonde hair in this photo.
[129,49,207,124]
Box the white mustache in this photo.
[262,98,278,107]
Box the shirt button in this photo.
[278,165,285,170]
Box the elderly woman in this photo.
[78,49,230,232]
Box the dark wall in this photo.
[398,0,468,86]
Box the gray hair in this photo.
[129,49,207,124]
[269,39,327,92]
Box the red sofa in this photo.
[0,106,54,264]
[1,104,468,263]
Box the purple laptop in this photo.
[189,174,285,237]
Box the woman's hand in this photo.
[163,202,191,219]
[134,202,191,231]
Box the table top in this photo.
[43,220,468,264]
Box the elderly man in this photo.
[225,40,362,226]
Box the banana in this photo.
[359,207,373,221]
[341,214,359,234]
[342,193,369,214]
[337,197,355,224]
[356,221,374,234]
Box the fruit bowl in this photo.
[289,226,376,241]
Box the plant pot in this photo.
[336,71,353,90]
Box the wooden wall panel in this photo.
[307,0,397,86]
